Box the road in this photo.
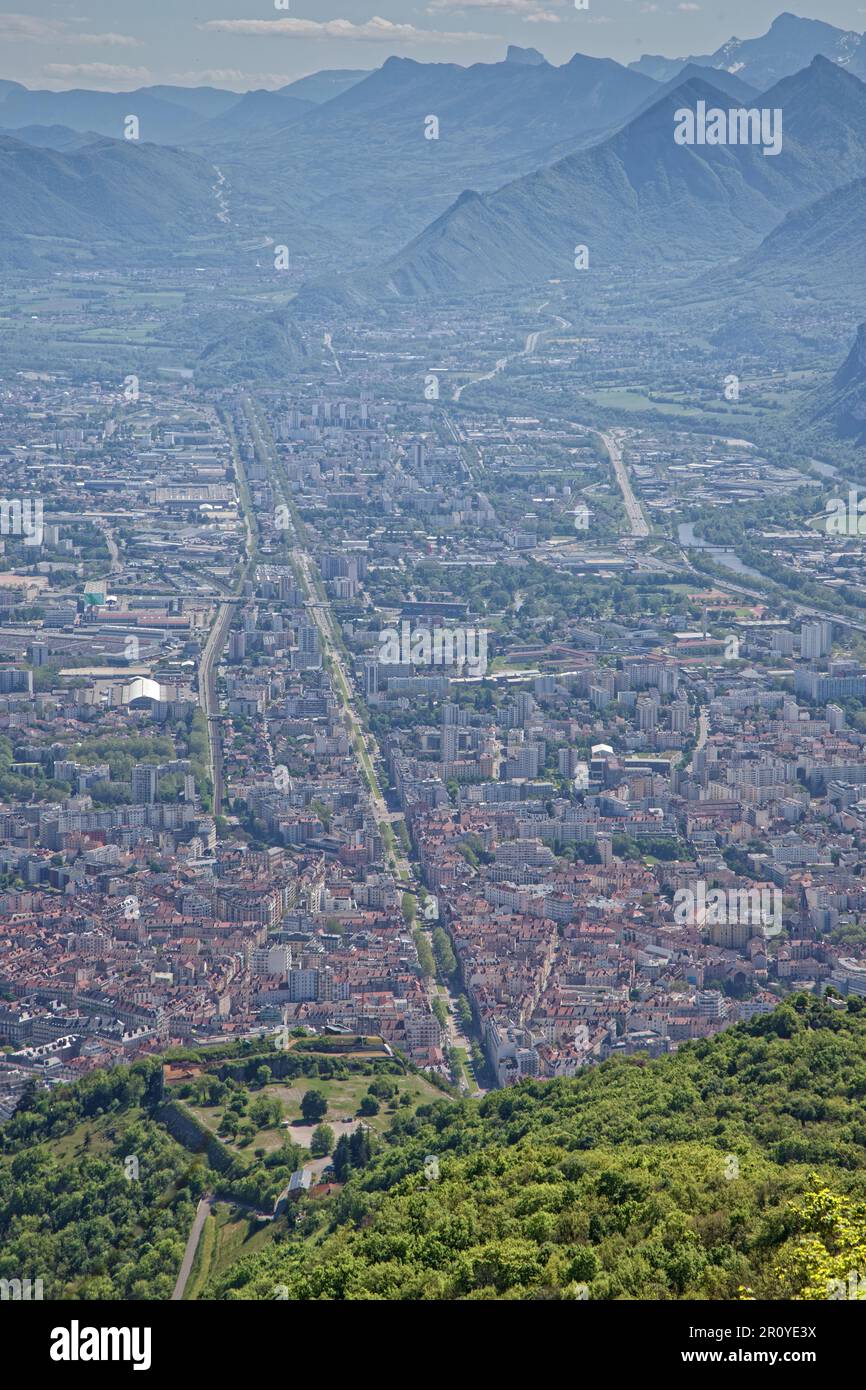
[212,166,229,225]
[453,355,508,403]
[678,546,866,639]
[242,394,481,1086]
[598,428,650,539]
[171,1195,213,1301]
[238,395,412,877]
[437,986,485,1097]
[452,307,571,402]
[293,548,413,882]
[198,601,232,816]
[95,519,121,575]
[687,707,709,774]
[195,407,257,817]
[323,331,342,376]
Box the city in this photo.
[1,0,866,1337]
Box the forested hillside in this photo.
[210,996,866,1301]
[3,998,866,1300]
[0,1063,195,1299]
[0,1043,440,1298]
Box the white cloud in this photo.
[677,3,701,10]
[42,63,152,83]
[0,13,140,45]
[201,16,489,45]
[428,0,565,14]
[0,12,64,40]
[79,33,142,48]
[168,70,295,90]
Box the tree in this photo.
[250,1095,283,1129]
[301,1089,328,1125]
[413,929,435,978]
[310,1124,334,1158]
[349,1126,372,1167]
[332,1133,351,1181]
[432,927,458,981]
[368,1078,397,1100]
[358,1095,380,1117]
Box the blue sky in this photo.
[3,2,866,89]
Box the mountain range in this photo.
[5,11,866,364]
[203,48,661,258]
[6,13,865,282]
[0,70,369,145]
[630,11,866,88]
[318,56,866,302]
[0,132,224,269]
[726,173,866,303]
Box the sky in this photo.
[3,2,866,90]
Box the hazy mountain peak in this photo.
[630,10,866,91]
[807,51,851,76]
[278,68,369,104]
[506,46,546,66]
[770,11,836,34]
[380,55,420,72]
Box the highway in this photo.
[452,305,572,402]
[453,354,508,403]
[599,427,650,539]
[323,330,342,376]
[95,519,121,575]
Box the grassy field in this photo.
[187,1071,445,1155]
[185,1203,279,1300]
[35,1113,116,1162]
[578,387,769,421]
